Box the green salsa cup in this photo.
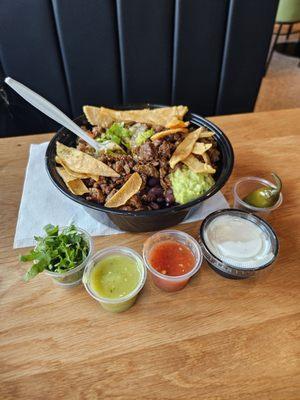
[233,176,283,219]
[82,247,147,313]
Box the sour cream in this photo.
[203,214,275,269]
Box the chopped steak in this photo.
[159,163,170,178]
[160,175,171,192]
[158,140,174,159]
[91,126,103,137]
[208,147,220,164]
[105,188,118,202]
[73,119,219,211]
[86,187,105,204]
[136,142,158,162]
[133,163,159,178]
[118,205,134,211]
[114,160,125,174]
[126,194,143,209]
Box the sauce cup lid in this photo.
[82,246,147,304]
[199,209,279,271]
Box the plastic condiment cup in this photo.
[233,176,283,218]
[143,230,203,292]
[44,228,93,288]
[198,209,279,279]
[82,246,147,313]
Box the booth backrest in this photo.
[0,0,278,136]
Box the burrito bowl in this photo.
[45,104,234,232]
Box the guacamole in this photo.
[170,167,215,204]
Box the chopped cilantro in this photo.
[20,224,89,281]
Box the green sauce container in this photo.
[233,175,283,218]
[83,247,146,313]
[243,173,282,208]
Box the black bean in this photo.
[156,197,165,204]
[150,202,160,210]
[165,192,175,204]
[148,177,160,187]
[149,187,163,197]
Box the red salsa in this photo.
[149,240,195,276]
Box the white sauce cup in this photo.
[198,209,279,279]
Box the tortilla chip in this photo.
[169,130,201,169]
[83,105,188,128]
[198,126,215,138]
[56,142,119,178]
[182,155,216,174]
[55,156,99,181]
[56,167,89,195]
[165,118,189,129]
[105,172,142,208]
[202,152,211,164]
[150,128,188,141]
[192,142,212,155]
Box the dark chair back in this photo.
[0,0,278,136]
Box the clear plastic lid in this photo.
[199,209,279,271]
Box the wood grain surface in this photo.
[0,109,299,400]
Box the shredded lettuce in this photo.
[94,139,124,153]
[97,123,132,148]
[96,122,153,149]
[135,129,154,146]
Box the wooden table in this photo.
[1,109,299,400]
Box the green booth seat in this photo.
[276,0,300,23]
[265,0,300,72]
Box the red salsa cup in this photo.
[143,230,203,292]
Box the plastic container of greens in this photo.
[44,227,93,287]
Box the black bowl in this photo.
[45,104,234,232]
